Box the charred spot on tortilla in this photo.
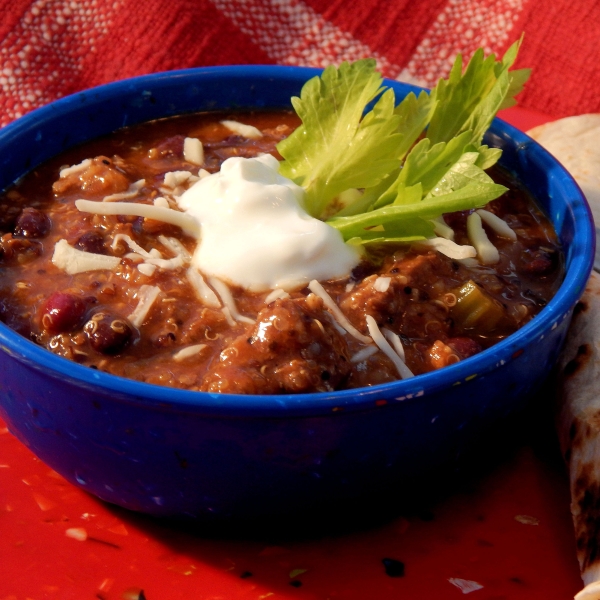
[585,412,600,435]
[573,476,600,569]
[574,299,589,317]
[571,421,578,442]
[564,343,592,376]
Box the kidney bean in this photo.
[14,207,50,238]
[84,312,133,355]
[446,337,482,360]
[41,292,87,334]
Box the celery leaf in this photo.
[277,59,404,219]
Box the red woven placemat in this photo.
[1,0,599,127]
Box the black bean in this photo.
[84,312,133,355]
[14,207,50,238]
[75,230,106,254]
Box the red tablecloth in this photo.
[1,0,600,127]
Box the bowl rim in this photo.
[0,65,594,417]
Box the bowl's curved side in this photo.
[0,67,593,518]
[0,307,570,518]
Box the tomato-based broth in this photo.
[0,111,563,394]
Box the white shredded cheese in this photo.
[476,209,517,240]
[52,239,121,274]
[186,267,221,308]
[173,343,207,362]
[183,137,204,166]
[220,119,262,139]
[382,327,407,362]
[128,285,161,328]
[75,199,200,238]
[163,170,197,189]
[345,282,356,293]
[153,196,170,208]
[373,276,391,293]
[366,316,414,379]
[145,255,185,270]
[350,345,378,363]
[264,288,290,304]
[467,212,500,264]
[59,159,92,179]
[103,179,145,202]
[125,252,145,263]
[308,280,372,344]
[209,277,255,325]
[138,263,157,277]
[415,237,477,260]
[220,306,237,328]
[112,234,159,259]
[431,216,455,240]
[198,168,210,179]
[158,235,191,262]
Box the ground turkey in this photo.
[201,296,352,395]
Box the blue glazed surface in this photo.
[0,67,594,518]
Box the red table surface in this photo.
[0,107,584,600]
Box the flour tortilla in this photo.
[558,271,600,599]
[528,114,600,270]
[530,115,600,599]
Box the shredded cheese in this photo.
[186,267,221,308]
[366,316,414,379]
[382,327,407,361]
[158,235,191,262]
[476,209,517,240]
[373,277,391,293]
[308,280,372,344]
[146,255,185,270]
[467,212,500,264]
[173,344,207,362]
[52,239,121,274]
[59,159,92,178]
[431,216,455,240]
[75,199,200,238]
[264,289,290,304]
[351,345,378,363]
[112,233,159,258]
[415,237,477,260]
[163,170,197,189]
[220,119,262,139]
[137,263,157,277]
[103,179,145,202]
[208,277,255,325]
[153,196,170,208]
[220,306,237,328]
[183,137,204,166]
[128,285,161,328]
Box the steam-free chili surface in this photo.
[0,111,563,394]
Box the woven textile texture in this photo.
[0,0,599,126]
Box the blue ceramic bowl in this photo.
[0,66,594,519]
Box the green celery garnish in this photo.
[276,38,530,246]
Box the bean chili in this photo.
[0,111,563,395]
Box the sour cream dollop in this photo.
[177,154,360,291]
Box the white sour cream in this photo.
[177,154,360,291]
